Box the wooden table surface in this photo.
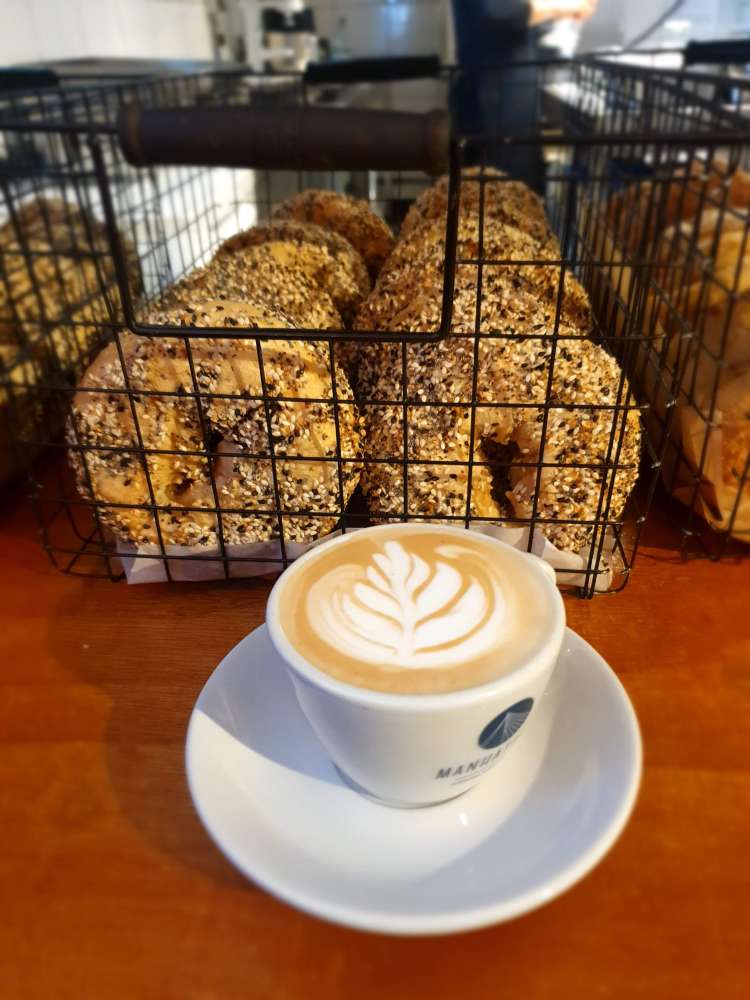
[1,484,748,1000]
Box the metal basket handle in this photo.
[303,55,441,85]
[117,104,450,175]
[683,39,750,66]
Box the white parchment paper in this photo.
[113,521,616,591]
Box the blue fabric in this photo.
[451,0,544,189]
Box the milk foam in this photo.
[306,539,508,670]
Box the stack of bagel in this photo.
[70,176,641,559]
[607,161,750,538]
[1,197,140,485]
[69,191,393,549]
[354,167,641,554]
[0,197,140,369]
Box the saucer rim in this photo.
[185,626,642,935]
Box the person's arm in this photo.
[528,0,598,27]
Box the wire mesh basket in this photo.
[1,57,747,593]
[568,57,750,558]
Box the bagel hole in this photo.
[167,427,225,502]
[481,438,521,514]
[170,479,193,498]
[208,428,223,455]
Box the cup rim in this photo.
[265,523,566,713]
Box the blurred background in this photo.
[2,1,750,74]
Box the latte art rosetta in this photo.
[279,527,555,693]
[307,540,506,669]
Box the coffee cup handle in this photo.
[523,552,557,586]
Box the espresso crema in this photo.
[278,527,556,694]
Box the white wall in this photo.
[0,0,213,66]
[579,0,745,52]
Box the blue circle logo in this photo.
[478,698,534,749]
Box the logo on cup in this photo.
[478,697,534,749]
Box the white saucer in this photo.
[186,626,641,935]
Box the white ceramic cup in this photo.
[266,524,566,807]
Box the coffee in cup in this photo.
[279,527,557,695]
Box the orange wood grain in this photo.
[1,484,749,1000]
